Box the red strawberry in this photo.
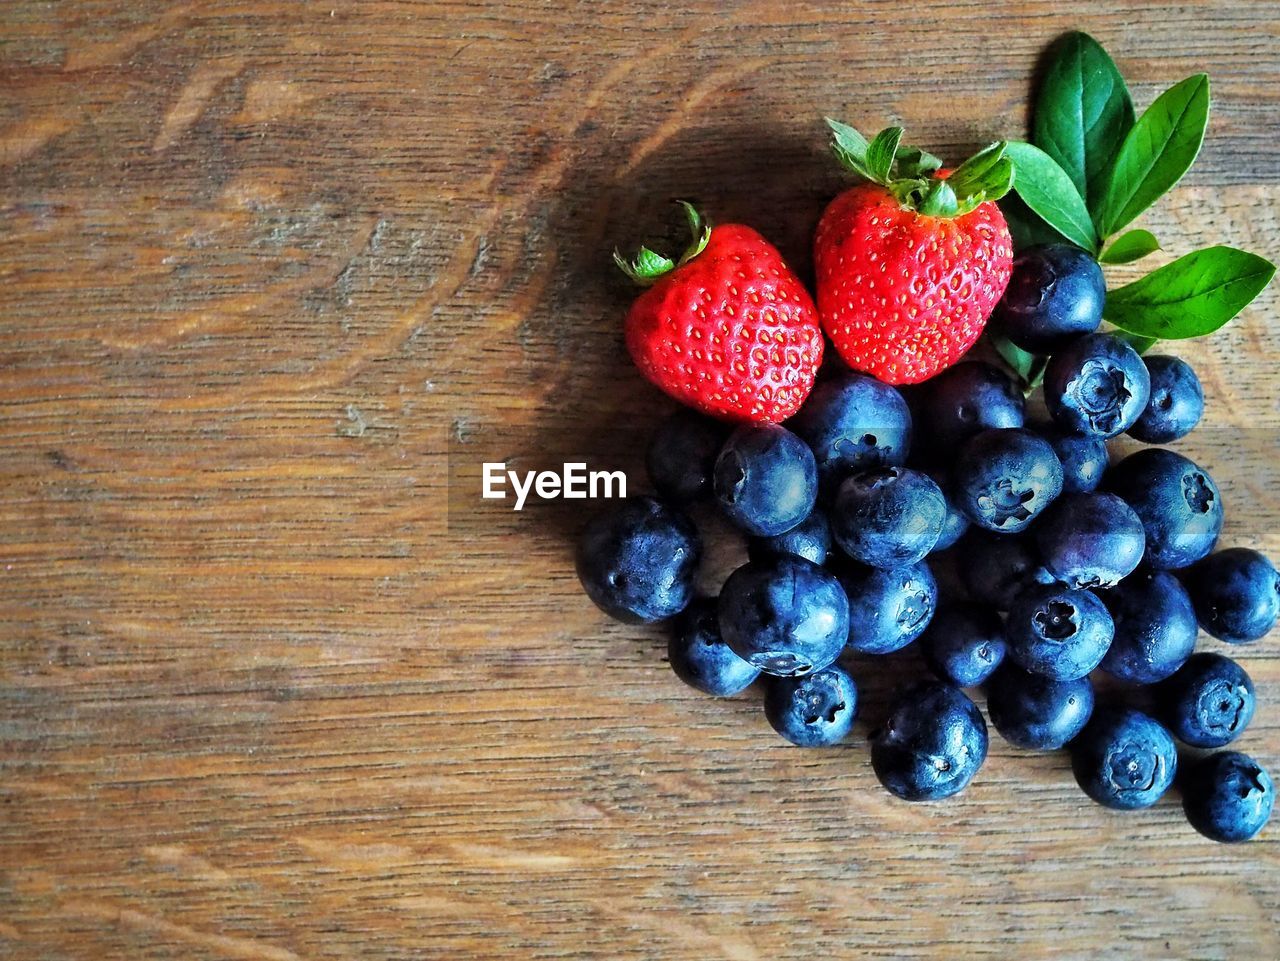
[814,122,1015,385]
[615,204,823,423]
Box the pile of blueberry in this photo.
[576,244,1278,842]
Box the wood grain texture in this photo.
[1,2,1278,958]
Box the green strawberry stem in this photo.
[827,118,1014,217]
[614,201,712,286]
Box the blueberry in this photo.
[959,529,1059,611]
[1157,652,1255,748]
[1127,355,1204,444]
[1106,448,1223,570]
[992,244,1105,352]
[1183,548,1280,644]
[667,598,761,696]
[788,371,911,496]
[1181,751,1274,843]
[645,409,729,501]
[922,604,1007,687]
[952,428,1064,533]
[764,664,858,747]
[986,665,1094,750]
[917,361,1025,455]
[840,560,937,654]
[1005,584,1113,680]
[718,555,849,677]
[1034,492,1146,590]
[748,509,831,566]
[831,467,946,568]
[1036,422,1109,494]
[714,424,817,536]
[1045,333,1151,438]
[576,497,701,623]
[1071,707,1177,810]
[927,470,970,551]
[871,682,988,801]
[1097,569,1197,685]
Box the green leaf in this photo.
[887,178,928,208]
[947,142,1015,214]
[895,145,942,179]
[826,117,868,155]
[1025,355,1050,392]
[988,331,1049,392]
[1005,141,1099,252]
[826,117,874,180]
[866,127,904,183]
[917,179,959,217]
[613,246,674,285]
[677,200,704,239]
[614,201,712,286]
[1033,32,1135,213]
[674,200,711,265]
[1095,74,1210,238]
[947,142,1006,193]
[991,331,1037,382]
[955,165,1014,216]
[1103,245,1275,338]
[1099,228,1160,265]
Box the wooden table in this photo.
[2,2,1278,958]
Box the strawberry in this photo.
[814,121,1016,385]
[615,204,823,423]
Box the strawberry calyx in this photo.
[826,118,1014,218]
[613,201,713,286]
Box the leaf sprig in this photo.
[828,119,1014,218]
[999,31,1274,358]
[613,201,712,286]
